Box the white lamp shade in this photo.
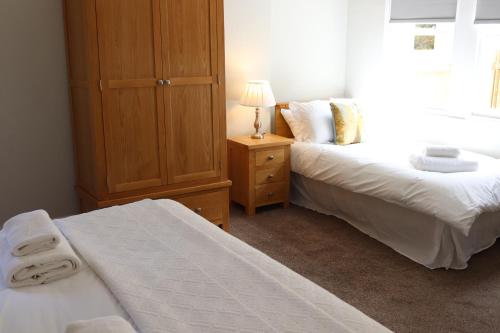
[240,80,276,108]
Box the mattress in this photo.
[0,200,389,333]
[291,141,500,236]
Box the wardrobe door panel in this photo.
[168,85,217,183]
[96,0,167,193]
[162,0,221,184]
[166,0,212,77]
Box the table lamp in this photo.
[240,80,276,139]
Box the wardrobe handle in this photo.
[157,79,165,86]
[164,79,172,86]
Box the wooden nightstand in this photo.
[228,134,294,216]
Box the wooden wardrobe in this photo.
[63,0,230,230]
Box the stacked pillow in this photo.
[282,100,335,143]
[330,99,363,145]
[281,98,363,145]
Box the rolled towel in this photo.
[65,316,136,333]
[410,154,479,173]
[3,210,60,257]
[0,227,81,288]
[425,145,461,158]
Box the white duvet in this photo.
[56,199,389,333]
[291,142,500,236]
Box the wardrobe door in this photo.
[161,0,221,184]
[96,0,168,193]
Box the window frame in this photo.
[385,0,500,120]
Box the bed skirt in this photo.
[291,173,500,270]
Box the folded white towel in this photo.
[3,210,60,257]
[0,226,81,288]
[410,154,479,173]
[65,316,136,333]
[425,145,461,158]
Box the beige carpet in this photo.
[230,204,500,333]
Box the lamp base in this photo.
[251,107,265,139]
[251,133,265,140]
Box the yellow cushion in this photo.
[330,102,363,145]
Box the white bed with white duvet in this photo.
[290,141,500,270]
[0,199,389,333]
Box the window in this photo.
[473,26,500,113]
[385,23,455,111]
[384,1,500,118]
[414,24,436,50]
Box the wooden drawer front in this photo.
[255,182,287,207]
[255,148,285,167]
[255,166,285,185]
[176,190,226,223]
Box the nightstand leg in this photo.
[283,201,289,209]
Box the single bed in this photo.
[0,199,389,333]
[275,103,500,270]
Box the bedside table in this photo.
[228,134,294,216]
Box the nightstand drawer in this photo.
[255,148,285,167]
[255,165,285,185]
[255,182,287,206]
[176,190,226,224]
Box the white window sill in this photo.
[471,111,500,120]
[420,108,467,120]
[419,108,500,121]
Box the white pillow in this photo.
[280,109,304,141]
[288,100,334,143]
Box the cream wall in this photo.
[225,0,349,137]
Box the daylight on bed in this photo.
[1,0,500,332]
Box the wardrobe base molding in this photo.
[77,181,232,231]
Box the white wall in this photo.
[0,0,78,222]
[270,0,348,102]
[225,0,349,137]
[344,0,387,103]
[224,0,273,137]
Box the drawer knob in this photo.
[267,174,275,179]
[267,155,275,161]
[267,192,275,197]
[194,207,203,214]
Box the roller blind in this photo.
[475,0,500,24]
[390,0,458,23]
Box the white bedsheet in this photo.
[55,199,389,333]
[291,142,500,236]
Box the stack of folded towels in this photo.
[65,316,137,333]
[66,316,136,333]
[410,145,479,173]
[1,210,80,288]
